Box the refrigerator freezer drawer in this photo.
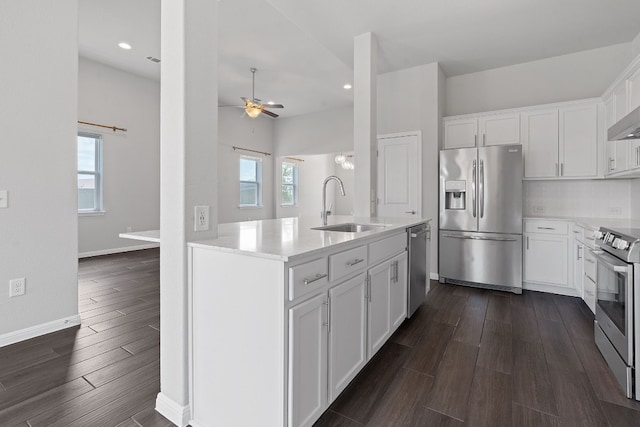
[440,230,522,291]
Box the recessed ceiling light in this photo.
[267,101,275,105]
[343,84,352,90]
[118,42,132,50]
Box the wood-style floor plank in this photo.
[476,319,512,374]
[511,339,558,416]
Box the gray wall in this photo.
[445,43,632,116]
[0,0,79,338]
[78,58,161,256]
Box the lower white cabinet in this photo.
[524,220,570,289]
[288,293,328,427]
[390,252,408,331]
[328,274,367,402]
[573,239,584,297]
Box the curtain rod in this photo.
[284,156,305,162]
[78,120,127,132]
[232,146,271,156]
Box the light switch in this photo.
[0,190,7,208]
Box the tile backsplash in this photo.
[524,179,632,218]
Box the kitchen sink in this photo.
[312,223,386,233]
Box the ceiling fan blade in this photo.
[262,109,279,118]
[265,104,284,108]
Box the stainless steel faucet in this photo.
[322,176,346,225]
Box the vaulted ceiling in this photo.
[79,0,640,118]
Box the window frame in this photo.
[280,161,298,207]
[239,155,263,208]
[77,131,104,214]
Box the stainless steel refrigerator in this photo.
[439,144,523,293]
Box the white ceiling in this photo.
[79,0,640,118]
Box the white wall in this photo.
[78,58,160,256]
[633,31,640,59]
[631,179,640,220]
[524,180,632,218]
[446,43,632,116]
[378,63,444,277]
[275,107,353,156]
[0,0,79,339]
[218,108,276,223]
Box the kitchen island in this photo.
[187,215,429,427]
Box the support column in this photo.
[158,0,218,425]
[353,32,378,217]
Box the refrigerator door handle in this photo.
[479,159,485,218]
[471,160,477,218]
[442,233,518,242]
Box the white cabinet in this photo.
[524,220,570,289]
[478,113,520,146]
[367,259,393,357]
[629,140,640,170]
[328,274,367,402]
[559,104,598,177]
[444,113,520,149]
[572,227,585,298]
[390,252,408,331]
[614,81,628,123]
[288,293,328,427]
[583,248,597,314]
[443,118,478,149]
[521,109,559,178]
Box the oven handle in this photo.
[593,250,630,273]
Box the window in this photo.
[239,156,262,207]
[281,162,298,206]
[77,132,103,212]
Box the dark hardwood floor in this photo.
[2,249,639,426]
[316,281,640,427]
[0,248,169,427]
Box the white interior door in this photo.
[377,133,421,218]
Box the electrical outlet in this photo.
[533,205,545,214]
[9,278,25,297]
[194,205,210,231]
[609,206,622,215]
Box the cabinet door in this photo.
[573,241,584,297]
[478,112,520,147]
[328,274,367,403]
[614,81,628,123]
[628,68,640,114]
[629,140,640,170]
[615,140,630,173]
[444,118,478,149]
[521,109,559,178]
[390,252,408,331]
[288,293,327,427]
[524,234,569,287]
[606,141,617,174]
[367,260,392,357]
[604,94,616,131]
[559,103,597,177]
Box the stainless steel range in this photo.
[594,227,640,400]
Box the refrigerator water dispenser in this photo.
[445,180,466,210]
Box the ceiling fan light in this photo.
[245,106,262,119]
[334,154,346,164]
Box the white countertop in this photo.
[524,215,640,231]
[188,216,429,262]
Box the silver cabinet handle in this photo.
[576,246,582,260]
[471,160,477,218]
[526,236,529,250]
[474,134,478,146]
[609,157,615,171]
[586,258,595,264]
[573,230,580,234]
[394,260,399,282]
[556,163,559,176]
[537,226,555,230]
[323,298,331,332]
[303,273,328,285]
[347,258,364,267]
[479,159,485,218]
[405,210,416,215]
[366,275,372,302]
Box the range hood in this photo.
[609,105,640,141]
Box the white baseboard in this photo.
[523,281,579,297]
[78,243,159,259]
[0,314,81,348]
[156,392,191,427]
[429,272,439,280]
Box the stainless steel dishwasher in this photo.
[408,223,429,317]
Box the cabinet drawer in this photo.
[329,245,368,282]
[289,258,328,301]
[584,273,596,314]
[584,248,596,283]
[572,226,584,243]
[369,233,407,265]
[525,220,568,235]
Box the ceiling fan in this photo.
[240,67,284,119]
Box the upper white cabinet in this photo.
[558,103,598,178]
[614,81,629,123]
[479,113,520,146]
[443,118,478,149]
[628,68,640,113]
[521,109,559,178]
[629,140,640,170]
[444,113,520,149]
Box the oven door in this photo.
[594,250,633,364]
